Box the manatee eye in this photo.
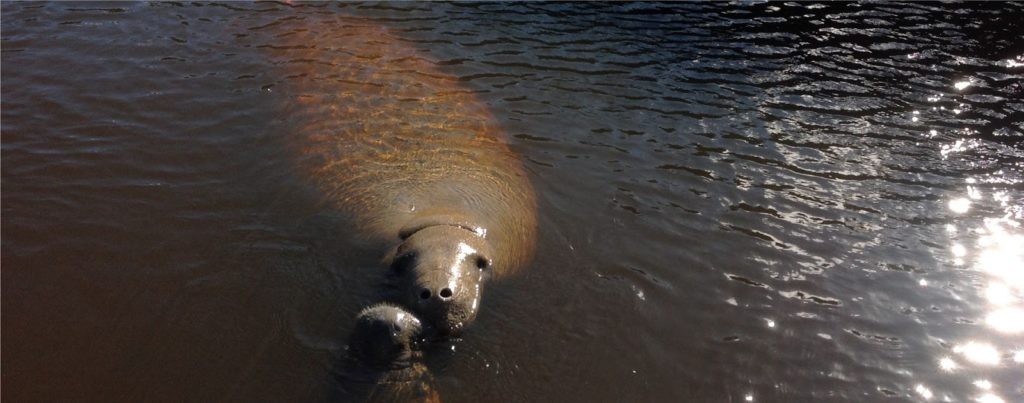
[475,255,489,270]
[391,253,416,274]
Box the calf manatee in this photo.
[336,304,440,403]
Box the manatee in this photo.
[273,21,537,338]
[348,304,423,369]
[336,304,440,403]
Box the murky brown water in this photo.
[3,2,1023,402]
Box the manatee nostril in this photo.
[439,288,453,299]
[419,289,431,300]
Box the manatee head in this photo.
[387,224,493,337]
[349,304,423,369]
[342,304,440,403]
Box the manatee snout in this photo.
[350,304,423,368]
[389,225,493,337]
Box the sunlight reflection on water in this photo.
[925,52,1024,400]
[936,139,1022,403]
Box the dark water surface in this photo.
[3,2,1024,402]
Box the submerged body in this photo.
[274,21,536,336]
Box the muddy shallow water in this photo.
[3,2,1023,402]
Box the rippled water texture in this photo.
[3,2,1023,402]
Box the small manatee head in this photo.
[388,224,493,337]
[349,304,423,369]
[342,304,440,403]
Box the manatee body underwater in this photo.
[269,18,537,396]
